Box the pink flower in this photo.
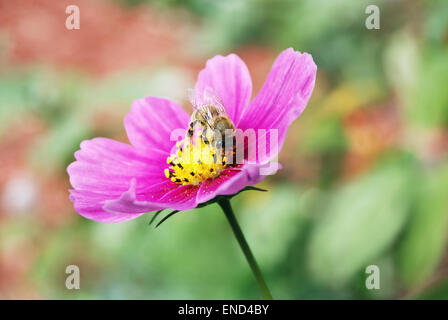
[67,48,317,223]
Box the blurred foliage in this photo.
[0,0,447,299]
[308,154,419,289]
[398,162,448,288]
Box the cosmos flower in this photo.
[67,48,317,223]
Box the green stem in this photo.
[218,198,273,300]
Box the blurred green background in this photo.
[0,0,448,299]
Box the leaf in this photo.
[398,163,448,287]
[414,279,448,300]
[408,48,448,126]
[307,156,417,286]
[240,185,310,269]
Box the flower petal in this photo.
[124,97,190,153]
[68,137,179,223]
[159,184,200,211]
[69,189,144,223]
[238,48,317,160]
[196,163,277,204]
[195,54,253,125]
[103,178,170,214]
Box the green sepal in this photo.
[148,185,268,228]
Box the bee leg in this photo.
[201,123,211,145]
[187,120,204,138]
[187,125,194,138]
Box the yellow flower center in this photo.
[164,135,230,186]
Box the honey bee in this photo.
[187,88,235,150]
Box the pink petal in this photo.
[69,138,167,192]
[67,137,181,223]
[159,184,200,211]
[238,48,317,160]
[196,164,270,204]
[195,54,253,126]
[69,188,147,223]
[124,97,190,153]
[102,179,167,215]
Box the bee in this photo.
[187,88,235,152]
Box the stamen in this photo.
[164,135,234,186]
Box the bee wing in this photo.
[188,87,227,115]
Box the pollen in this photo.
[164,136,229,186]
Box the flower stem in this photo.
[218,198,273,300]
